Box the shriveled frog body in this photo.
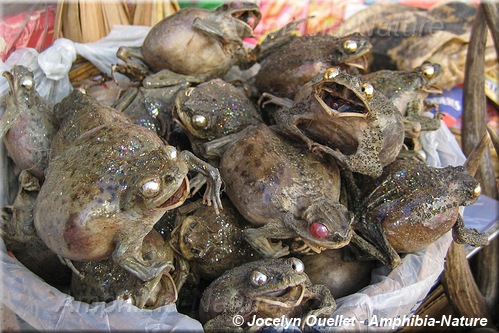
[273,69,405,177]
[114,2,261,84]
[199,257,336,333]
[255,33,372,99]
[34,90,222,281]
[173,78,262,157]
[70,230,177,308]
[170,198,259,282]
[1,170,71,286]
[204,124,353,258]
[0,65,57,180]
[361,62,443,138]
[351,158,488,269]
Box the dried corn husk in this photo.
[54,0,179,43]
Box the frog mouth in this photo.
[422,85,443,94]
[254,284,306,308]
[157,176,190,210]
[344,55,369,71]
[231,9,262,30]
[315,84,368,117]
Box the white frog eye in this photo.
[323,67,340,80]
[141,179,160,198]
[165,146,177,160]
[290,258,304,273]
[361,83,374,99]
[421,63,435,79]
[250,270,268,286]
[191,115,208,130]
[21,77,34,89]
[473,184,481,197]
[343,39,358,54]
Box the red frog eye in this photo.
[309,222,329,239]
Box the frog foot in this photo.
[243,228,290,258]
[452,215,489,247]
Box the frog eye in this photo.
[185,87,195,97]
[473,184,481,197]
[290,258,304,274]
[141,178,161,198]
[309,222,329,239]
[250,270,268,286]
[21,77,34,89]
[323,67,340,80]
[361,83,374,99]
[421,63,436,79]
[191,115,208,130]
[165,146,177,160]
[343,40,358,54]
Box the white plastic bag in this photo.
[71,25,151,79]
[0,237,203,332]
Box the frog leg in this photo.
[179,150,223,214]
[350,222,401,269]
[113,87,139,112]
[301,284,337,331]
[452,214,489,247]
[113,231,173,281]
[112,46,149,82]
[142,69,203,88]
[192,17,247,47]
[202,125,257,159]
[405,99,441,132]
[258,92,294,109]
[243,221,293,258]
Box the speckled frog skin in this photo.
[173,78,262,157]
[205,124,353,258]
[199,257,336,333]
[34,90,222,281]
[0,65,57,180]
[274,70,405,177]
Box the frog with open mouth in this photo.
[199,257,336,333]
[113,1,261,85]
[272,69,405,178]
[254,32,372,100]
[34,90,222,282]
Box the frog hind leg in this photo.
[351,219,401,269]
[301,284,337,331]
[405,100,441,132]
[242,221,294,258]
[452,214,489,247]
[113,237,174,282]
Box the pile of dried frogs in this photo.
[0,2,495,332]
